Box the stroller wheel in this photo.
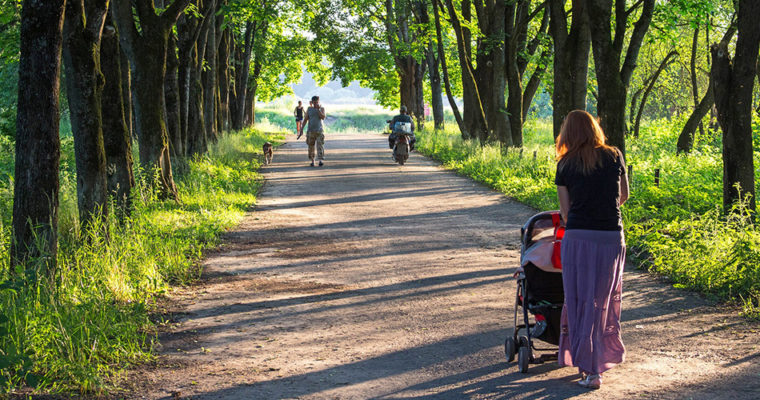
[504,337,516,363]
[518,345,531,373]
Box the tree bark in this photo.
[101,15,135,217]
[176,10,196,156]
[232,21,254,130]
[633,50,678,138]
[120,45,133,139]
[677,23,737,153]
[384,0,425,127]
[111,0,190,200]
[433,0,464,135]
[689,25,705,138]
[520,4,550,120]
[426,41,444,130]
[166,30,182,158]
[187,0,216,154]
[202,0,218,143]
[219,27,231,131]
[548,0,591,138]
[248,56,263,125]
[444,0,491,143]
[587,0,655,155]
[711,0,760,211]
[11,0,66,270]
[62,0,109,233]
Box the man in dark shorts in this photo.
[388,105,416,151]
[299,95,326,166]
[294,100,304,134]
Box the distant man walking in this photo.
[299,95,326,166]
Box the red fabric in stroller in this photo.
[520,211,565,346]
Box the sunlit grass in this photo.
[0,127,284,392]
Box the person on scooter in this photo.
[388,105,416,151]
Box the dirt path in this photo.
[129,133,760,400]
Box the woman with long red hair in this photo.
[555,110,629,389]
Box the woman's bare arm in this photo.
[557,185,570,222]
[620,170,630,205]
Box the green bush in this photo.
[0,127,283,393]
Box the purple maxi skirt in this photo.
[558,229,626,375]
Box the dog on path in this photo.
[263,142,273,165]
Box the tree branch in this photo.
[620,0,655,87]
[162,0,192,27]
[612,0,627,54]
[111,0,141,56]
[625,0,644,17]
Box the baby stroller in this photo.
[504,210,565,373]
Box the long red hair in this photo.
[556,110,616,175]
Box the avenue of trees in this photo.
[5,0,760,273]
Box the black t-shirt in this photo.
[295,106,304,119]
[555,148,626,231]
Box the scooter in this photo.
[392,132,413,165]
[387,119,413,165]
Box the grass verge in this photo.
[0,126,283,393]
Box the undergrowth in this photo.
[416,116,760,319]
[0,127,283,393]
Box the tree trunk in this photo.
[587,0,655,155]
[444,0,489,143]
[232,21,254,131]
[520,4,550,120]
[217,27,231,132]
[711,0,760,211]
[426,42,444,130]
[548,0,591,138]
[11,0,65,270]
[101,15,135,217]
[187,44,207,155]
[690,25,705,138]
[676,84,714,153]
[166,31,182,158]
[202,0,218,143]
[62,0,109,234]
[111,0,190,200]
[176,9,197,156]
[634,50,678,137]
[188,8,213,155]
[121,46,133,139]
[433,0,464,135]
[505,1,523,147]
[399,57,424,125]
[677,23,737,153]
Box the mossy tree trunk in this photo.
[548,0,591,139]
[711,0,760,211]
[11,0,66,271]
[587,0,655,155]
[62,0,110,235]
[101,14,135,217]
[111,0,191,200]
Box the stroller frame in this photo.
[504,211,564,373]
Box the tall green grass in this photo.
[0,127,282,393]
[415,116,760,318]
